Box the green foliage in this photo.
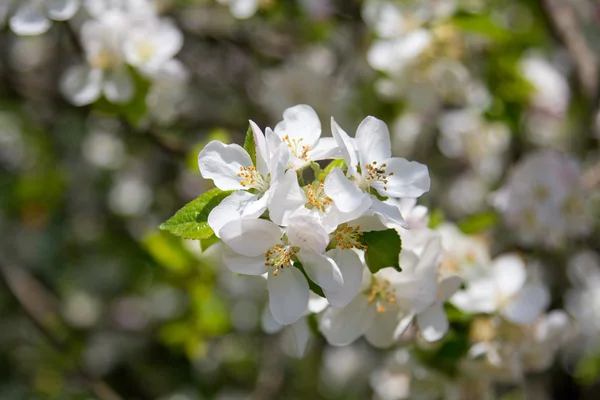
[458,211,499,234]
[575,349,600,384]
[428,208,446,229]
[452,14,512,43]
[142,231,197,274]
[160,188,233,239]
[243,125,256,166]
[318,158,346,181]
[363,229,402,273]
[414,331,470,376]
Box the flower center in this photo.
[136,41,156,62]
[305,182,332,212]
[237,166,269,192]
[264,244,297,275]
[362,161,394,191]
[282,135,310,161]
[90,48,117,70]
[367,279,396,313]
[334,224,367,251]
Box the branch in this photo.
[541,0,599,100]
[0,263,124,400]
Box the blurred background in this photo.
[0,0,599,399]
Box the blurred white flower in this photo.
[451,254,550,324]
[217,0,259,19]
[491,150,592,247]
[9,0,80,36]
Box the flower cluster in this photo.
[196,104,432,330]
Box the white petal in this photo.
[308,294,329,313]
[207,191,260,237]
[323,249,365,308]
[268,169,306,226]
[267,140,290,183]
[268,268,309,325]
[392,273,438,314]
[355,116,392,166]
[249,120,269,176]
[415,236,442,276]
[297,250,343,290]
[45,0,80,21]
[265,127,284,160]
[450,278,498,314]
[439,276,462,301]
[324,167,371,213]
[501,282,550,324]
[282,318,311,358]
[103,68,134,103]
[286,216,330,254]
[60,64,102,106]
[331,117,359,175]
[198,141,252,190]
[369,197,407,228]
[492,253,526,298]
[319,296,374,346]
[417,304,449,342]
[399,250,419,273]
[261,306,283,334]
[274,104,321,147]
[10,1,51,35]
[229,0,259,19]
[372,158,430,198]
[307,138,341,161]
[222,245,268,275]
[220,219,281,257]
[365,308,404,348]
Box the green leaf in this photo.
[142,231,195,274]
[458,211,499,234]
[160,188,233,239]
[452,14,512,43]
[243,125,256,166]
[363,229,402,273]
[200,234,220,251]
[318,158,346,180]
[293,261,325,297]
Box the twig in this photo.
[0,263,124,400]
[541,0,598,100]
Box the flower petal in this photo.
[501,282,550,324]
[268,170,306,226]
[322,248,364,308]
[355,116,392,166]
[307,137,341,161]
[220,219,281,257]
[331,117,359,175]
[207,191,260,237]
[198,141,252,190]
[369,197,407,228]
[222,245,268,275]
[450,278,498,314]
[60,64,103,106]
[274,104,321,148]
[372,157,430,198]
[249,120,269,176]
[229,0,259,19]
[365,307,404,348]
[286,216,330,254]
[268,267,309,325]
[103,68,134,104]
[45,0,80,21]
[319,296,374,346]
[324,167,371,213]
[439,276,462,301]
[298,250,343,290]
[9,1,51,35]
[282,317,311,358]
[261,306,283,334]
[492,253,526,298]
[417,304,448,342]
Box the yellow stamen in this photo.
[237,166,268,192]
[334,224,367,251]
[264,244,297,275]
[305,182,332,211]
[282,135,310,161]
[367,279,396,313]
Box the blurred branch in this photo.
[542,0,599,100]
[0,263,124,400]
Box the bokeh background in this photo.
[1,0,599,399]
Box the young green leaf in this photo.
[160,188,233,239]
[243,125,256,166]
[363,229,402,273]
[318,158,346,181]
